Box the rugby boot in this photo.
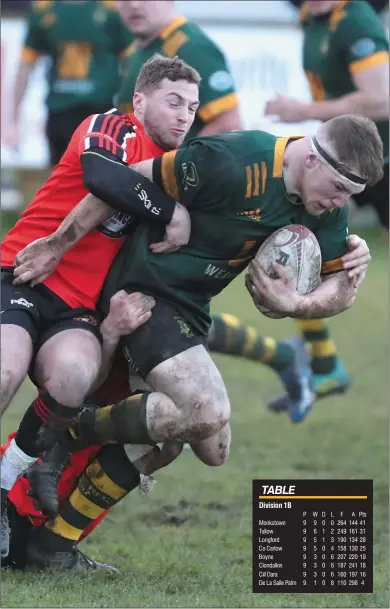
[269,338,315,423]
[26,526,119,573]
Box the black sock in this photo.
[14,389,80,457]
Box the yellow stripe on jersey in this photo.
[245,166,252,198]
[300,1,310,23]
[22,47,40,64]
[273,138,289,177]
[273,137,304,177]
[120,41,138,61]
[161,150,179,201]
[160,16,187,40]
[350,51,389,75]
[253,163,260,197]
[197,93,239,123]
[162,32,189,57]
[321,257,344,274]
[329,0,348,33]
[261,161,267,194]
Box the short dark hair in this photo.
[135,53,201,93]
[325,115,384,186]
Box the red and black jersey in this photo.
[1,110,164,309]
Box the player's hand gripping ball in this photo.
[247,225,322,319]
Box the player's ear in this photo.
[305,151,318,170]
[133,91,146,117]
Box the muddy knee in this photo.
[43,355,100,407]
[186,384,231,442]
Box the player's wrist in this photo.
[286,293,308,317]
[100,317,121,343]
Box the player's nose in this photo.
[331,192,350,208]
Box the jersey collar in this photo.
[272,136,304,178]
[273,136,305,205]
[159,16,187,40]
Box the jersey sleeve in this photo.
[152,137,238,209]
[22,4,50,63]
[315,206,349,275]
[338,3,389,77]
[179,38,239,125]
[78,112,134,164]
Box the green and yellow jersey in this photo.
[301,0,389,160]
[22,0,134,111]
[100,131,348,335]
[116,16,238,140]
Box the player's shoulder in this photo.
[332,0,381,34]
[77,109,136,140]
[168,18,224,57]
[183,130,279,172]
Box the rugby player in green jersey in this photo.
[115,0,241,139]
[11,112,376,571]
[265,0,389,408]
[40,114,380,469]
[5,0,134,166]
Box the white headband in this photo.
[311,135,366,193]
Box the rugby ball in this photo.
[252,225,322,319]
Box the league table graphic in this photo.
[252,480,373,593]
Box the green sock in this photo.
[297,319,337,374]
[209,313,294,372]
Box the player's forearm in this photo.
[47,194,113,256]
[89,320,121,393]
[82,151,176,224]
[305,91,389,122]
[291,272,357,319]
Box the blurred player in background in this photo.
[265,0,389,411]
[4,0,134,168]
[115,0,242,139]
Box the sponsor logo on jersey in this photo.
[72,313,98,326]
[181,161,199,191]
[174,316,194,338]
[237,208,261,221]
[350,38,376,58]
[10,297,34,308]
[98,211,135,238]
[208,70,234,92]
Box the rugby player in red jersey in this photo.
[1,54,200,559]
